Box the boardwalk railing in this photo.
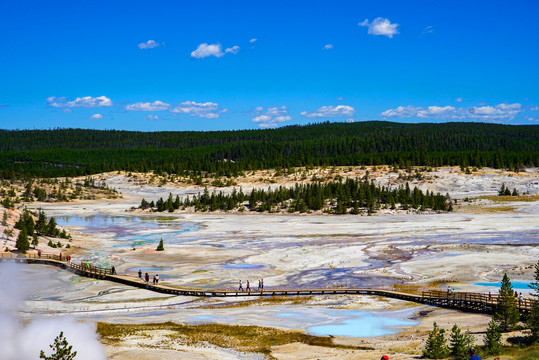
[422,290,533,313]
[0,251,534,315]
[0,251,112,278]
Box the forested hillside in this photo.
[1,121,537,178]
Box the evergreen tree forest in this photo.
[143,177,451,214]
[0,121,537,178]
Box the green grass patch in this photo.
[478,195,539,203]
[97,321,373,355]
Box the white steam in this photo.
[0,262,106,360]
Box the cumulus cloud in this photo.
[252,106,292,128]
[47,96,112,108]
[359,17,399,38]
[171,101,225,118]
[190,43,239,59]
[530,106,539,111]
[324,44,333,50]
[455,97,463,102]
[225,45,240,54]
[145,115,159,120]
[249,38,257,43]
[90,113,103,120]
[380,103,522,121]
[125,100,171,111]
[301,105,355,118]
[138,40,160,49]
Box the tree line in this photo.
[0,121,537,178]
[141,177,451,214]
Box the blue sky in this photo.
[1,0,538,131]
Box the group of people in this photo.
[238,279,264,291]
[138,269,159,285]
[59,253,71,262]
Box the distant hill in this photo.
[0,121,537,178]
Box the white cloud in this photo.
[252,106,292,128]
[249,38,257,43]
[301,105,355,118]
[530,106,539,111]
[145,115,159,120]
[336,97,344,101]
[455,97,463,102]
[171,101,225,118]
[421,26,434,35]
[381,103,522,121]
[191,43,224,59]
[359,17,399,38]
[47,96,112,108]
[125,100,171,111]
[225,45,240,54]
[324,44,333,50]
[138,40,160,50]
[190,43,240,59]
[90,113,103,120]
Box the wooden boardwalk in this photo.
[1,251,534,315]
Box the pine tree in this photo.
[16,226,30,254]
[39,331,77,360]
[527,259,539,342]
[156,238,164,251]
[423,322,449,359]
[32,234,39,247]
[2,210,7,226]
[3,228,13,241]
[494,273,520,331]
[483,319,502,355]
[36,210,47,234]
[449,324,475,360]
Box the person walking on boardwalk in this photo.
[468,348,480,360]
[261,278,264,290]
[138,269,142,278]
[238,280,243,291]
[246,280,251,292]
[111,266,116,275]
[155,274,159,284]
[145,272,149,283]
[153,275,156,284]
[37,250,41,258]
[258,279,261,290]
